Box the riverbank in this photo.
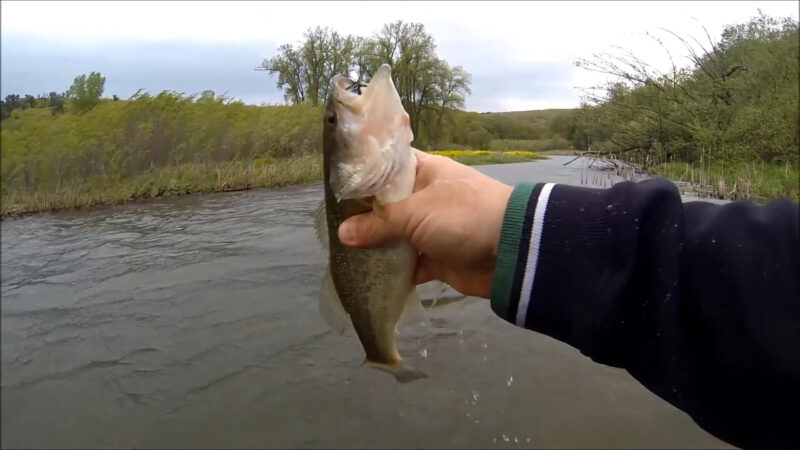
[654,160,799,201]
[428,150,545,165]
[0,150,544,219]
[1,155,322,220]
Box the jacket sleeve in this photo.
[489,178,800,449]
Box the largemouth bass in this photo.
[314,64,426,383]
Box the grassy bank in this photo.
[1,155,322,219]
[654,160,799,201]
[429,150,545,165]
[1,150,542,219]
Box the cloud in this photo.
[1,34,283,104]
[468,62,578,112]
[1,1,797,111]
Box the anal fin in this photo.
[319,265,354,336]
[396,288,428,332]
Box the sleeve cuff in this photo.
[490,181,539,324]
[490,181,630,346]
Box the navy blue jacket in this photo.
[490,178,799,449]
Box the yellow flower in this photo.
[429,150,493,157]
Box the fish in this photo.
[314,64,427,383]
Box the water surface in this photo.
[1,156,730,448]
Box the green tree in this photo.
[260,21,472,146]
[430,62,472,146]
[67,71,106,113]
[574,12,798,165]
[48,92,65,115]
[260,27,356,106]
[366,21,441,140]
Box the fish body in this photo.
[315,64,426,382]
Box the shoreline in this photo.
[4,151,794,221]
[1,151,546,221]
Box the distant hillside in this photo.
[434,108,580,151]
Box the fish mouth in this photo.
[347,79,366,95]
[333,74,366,95]
[325,77,358,124]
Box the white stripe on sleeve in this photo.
[515,182,555,327]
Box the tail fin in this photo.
[363,360,427,383]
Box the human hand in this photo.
[337,149,512,298]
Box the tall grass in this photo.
[655,160,799,201]
[429,150,545,165]
[1,149,546,218]
[1,155,321,218]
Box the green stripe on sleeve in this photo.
[490,182,535,321]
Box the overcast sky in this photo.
[1,1,797,112]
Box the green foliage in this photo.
[261,21,472,148]
[1,83,569,216]
[430,109,577,151]
[574,12,798,170]
[259,21,578,151]
[1,155,322,218]
[1,91,324,208]
[260,26,356,106]
[2,92,68,119]
[656,160,798,201]
[5,12,795,217]
[441,152,541,165]
[67,71,106,113]
[489,137,572,152]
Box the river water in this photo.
[1,156,730,448]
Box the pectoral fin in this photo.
[314,200,328,250]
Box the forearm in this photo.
[489,178,800,449]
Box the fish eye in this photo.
[326,113,336,125]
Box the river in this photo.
[1,156,730,448]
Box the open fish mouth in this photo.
[347,79,366,95]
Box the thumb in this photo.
[338,202,410,248]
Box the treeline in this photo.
[1,72,111,119]
[1,85,572,198]
[259,21,473,150]
[1,92,68,118]
[571,12,798,168]
[1,91,322,195]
